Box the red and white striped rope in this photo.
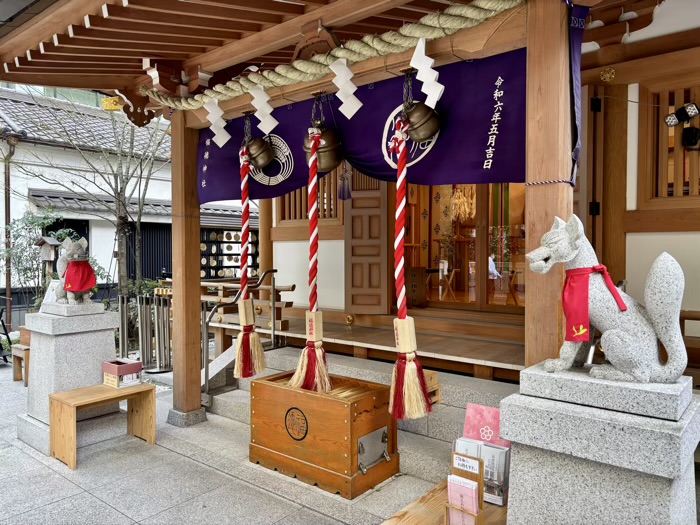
[390,118,409,321]
[308,132,321,313]
[239,145,251,301]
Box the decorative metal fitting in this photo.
[600,67,615,82]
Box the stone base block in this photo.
[17,411,129,456]
[506,443,696,525]
[40,302,105,317]
[500,394,700,478]
[520,364,692,421]
[167,408,207,428]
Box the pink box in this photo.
[463,403,511,448]
[102,359,142,376]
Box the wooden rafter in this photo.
[69,25,224,48]
[176,0,307,17]
[85,17,242,41]
[183,0,419,73]
[102,4,261,33]
[128,0,285,26]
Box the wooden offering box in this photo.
[250,371,399,499]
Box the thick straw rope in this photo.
[141,0,522,110]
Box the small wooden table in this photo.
[383,481,507,525]
[49,383,156,470]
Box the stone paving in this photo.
[0,362,434,525]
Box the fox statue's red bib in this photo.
[63,261,96,293]
[562,265,627,343]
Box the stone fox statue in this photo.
[55,237,97,305]
[526,215,687,384]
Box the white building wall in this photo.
[0,140,172,286]
[273,240,345,310]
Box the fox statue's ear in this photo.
[552,217,566,230]
[61,238,73,249]
[78,237,88,250]
[565,214,583,241]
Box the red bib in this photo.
[64,260,97,293]
[562,265,627,342]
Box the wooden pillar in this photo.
[601,85,627,283]
[524,0,573,366]
[169,110,205,424]
[258,198,273,300]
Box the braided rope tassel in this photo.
[388,118,431,420]
[289,131,331,393]
[234,145,266,379]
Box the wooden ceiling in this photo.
[0,0,483,94]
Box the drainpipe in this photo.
[3,137,17,330]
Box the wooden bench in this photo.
[12,344,30,386]
[49,383,156,470]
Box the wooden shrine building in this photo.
[2,0,698,427]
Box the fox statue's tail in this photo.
[644,252,687,382]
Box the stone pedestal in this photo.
[17,304,121,455]
[501,364,700,525]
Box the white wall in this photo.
[273,240,345,310]
[89,220,117,283]
[626,234,700,336]
[0,140,173,287]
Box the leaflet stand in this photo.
[444,452,485,525]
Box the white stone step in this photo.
[398,430,453,484]
[209,389,250,424]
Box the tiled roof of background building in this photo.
[28,189,257,229]
[0,88,171,161]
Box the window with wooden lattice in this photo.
[638,85,700,209]
[272,166,345,240]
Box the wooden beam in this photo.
[87,17,241,41]
[0,72,136,89]
[524,0,573,367]
[170,109,203,417]
[582,47,700,92]
[12,58,142,69]
[624,208,700,233]
[184,4,526,127]
[103,4,261,33]
[69,25,224,48]
[38,44,191,59]
[582,28,700,73]
[0,0,109,63]
[184,0,417,73]
[51,34,206,54]
[176,0,305,16]
[129,0,284,25]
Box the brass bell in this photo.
[404,101,440,143]
[247,137,274,170]
[303,120,343,173]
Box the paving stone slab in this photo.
[353,475,434,519]
[89,456,230,522]
[520,363,693,421]
[140,480,300,525]
[1,492,134,525]
[0,466,83,521]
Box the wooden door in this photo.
[344,172,390,314]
